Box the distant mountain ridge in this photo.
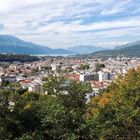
[0,35,73,54]
[88,41,140,58]
[67,45,106,54]
[1,35,139,57]
[115,41,140,50]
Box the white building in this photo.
[16,76,26,82]
[98,71,111,82]
[28,82,41,93]
[51,64,60,71]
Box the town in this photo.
[1,56,140,100]
[0,0,140,139]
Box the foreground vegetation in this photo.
[0,68,140,139]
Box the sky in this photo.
[0,0,140,49]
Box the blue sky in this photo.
[0,0,140,48]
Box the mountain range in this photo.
[0,35,108,55]
[114,41,140,50]
[0,35,72,54]
[0,35,139,57]
[88,41,140,58]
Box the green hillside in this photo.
[89,44,140,58]
[0,54,39,62]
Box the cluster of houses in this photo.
[0,56,140,100]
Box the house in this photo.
[51,64,60,71]
[20,80,32,89]
[0,75,17,84]
[65,73,80,81]
[28,82,41,93]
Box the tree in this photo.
[1,67,140,139]
[87,67,140,139]
[0,90,11,139]
[37,95,66,140]
[95,63,105,72]
[79,64,89,70]
[58,81,92,140]
[31,67,39,74]
[42,76,65,95]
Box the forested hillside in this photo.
[0,54,39,62]
[89,44,140,58]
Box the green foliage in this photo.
[38,95,66,139]
[58,81,92,140]
[89,44,140,58]
[95,63,105,71]
[42,76,65,95]
[88,68,140,139]
[79,64,89,70]
[0,80,10,87]
[31,67,39,74]
[95,63,105,68]
[0,70,140,139]
[0,54,39,62]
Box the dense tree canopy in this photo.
[87,68,140,139]
[0,54,39,62]
[0,69,140,139]
[79,64,90,70]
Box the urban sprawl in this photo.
[0,56,140,101]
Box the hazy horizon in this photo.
[0,0,140,49]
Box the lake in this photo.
[32,54,75,57]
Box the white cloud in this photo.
[100,0,132,15]
[34,17,140,34]
[0,0,139,48]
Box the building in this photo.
[79,73,99,82]
[20,80,32,89]
[98,71,112,82]
[51,64,60,71]
[28,82,41,93]
[0,75,17,84]
[65,73,80,81]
